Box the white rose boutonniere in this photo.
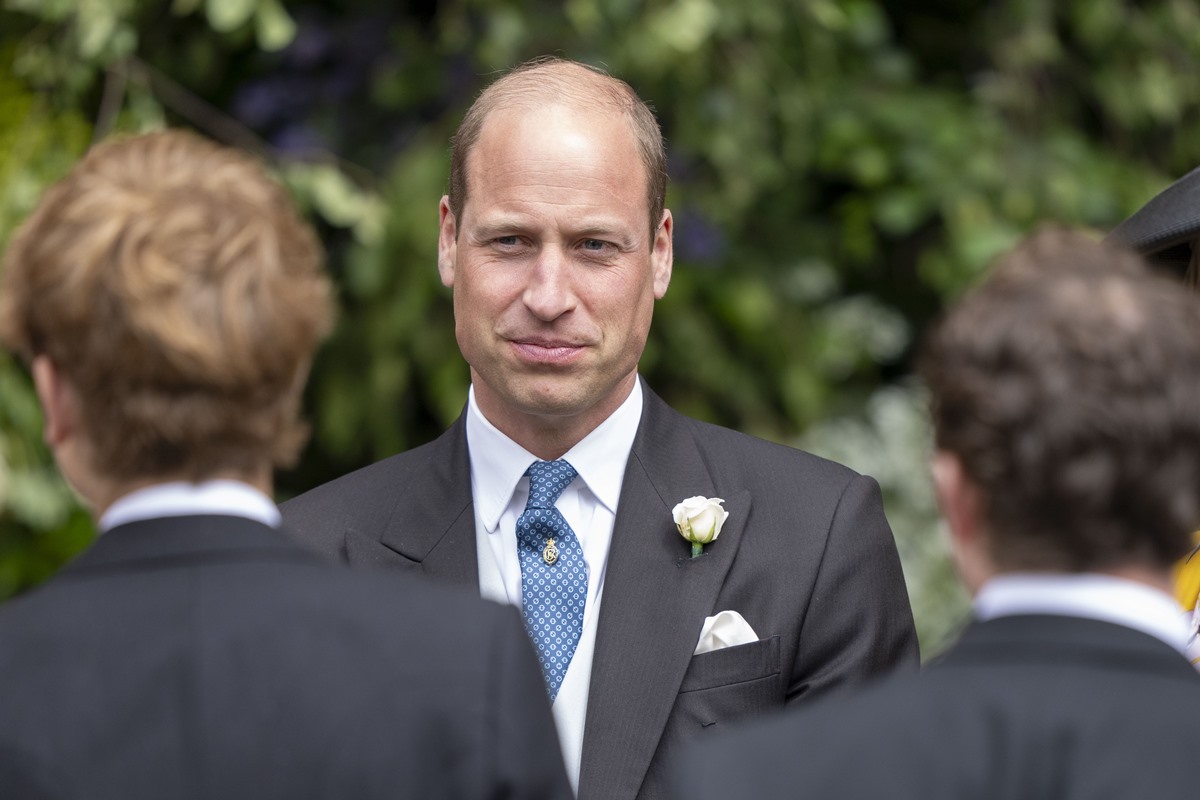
[673,496,729,558]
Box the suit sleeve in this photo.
[486,605,575,800]
[787,473,919,702]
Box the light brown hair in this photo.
[0,129,333,481]
[920,228,1200,572]
[447,56,668,236]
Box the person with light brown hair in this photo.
[0,129,571,800]
[672,228,1200,799]
[0,129,328,491]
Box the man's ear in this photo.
[32,355,75,447]
[651,209,673,299]
[931,451,980,545]
[437,195,458,289]
[930,449,991,593]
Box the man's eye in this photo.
[581,239,609,252]
[494,236,521,247]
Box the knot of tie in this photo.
[525,460,577,510]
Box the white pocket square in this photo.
[693,609,759,655]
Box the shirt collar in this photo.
[98,480,281,533]
[466,379,643,533]
[974,572,1190,654]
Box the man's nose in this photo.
[522,247,576,321]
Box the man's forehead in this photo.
[474,100,636,147]
[461,103,648,197]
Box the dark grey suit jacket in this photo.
[672,614,1200,799]
[0,514,572,800]
[282,385,919,800]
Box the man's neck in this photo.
[1101,563,1175,595]
[513,428,593,462]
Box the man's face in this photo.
[438,103,672,444]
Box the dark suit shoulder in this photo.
[0,541,503,670]
[0,545,570,799]
[659,406,870,520]
[683,414,861,483]
[674,626,1200,800]
[280,420,465,560]
[284,430,453,517]
[285,558,507,640]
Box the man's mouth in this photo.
[510,338,586,364]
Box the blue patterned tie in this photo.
[516,459,588,702]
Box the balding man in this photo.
[283,57,919,800]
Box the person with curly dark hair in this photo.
[673,229,1200,799]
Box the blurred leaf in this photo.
[205,0,256,33]
[648,0,719,54]
[254,0,296,52]
[76,0,119,59]
[285,162,374,229]
[172,0,204,15]
[5,469,73,530]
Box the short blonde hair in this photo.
[0,130,334,481]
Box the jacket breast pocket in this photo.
[673,635,783,730]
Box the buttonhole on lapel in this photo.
[676,552,711,568]
[700,721,717,728]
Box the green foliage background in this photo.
[3,0,1200,654]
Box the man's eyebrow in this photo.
[468,218,529,238]
[573,223,621,236]
[571,222,640,246]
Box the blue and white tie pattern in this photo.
[516,459,587,702]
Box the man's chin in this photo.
[510,391,595,420]
[499,382,620,424]
[472,365,635,427]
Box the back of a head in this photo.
[920,228,1200,573]
[0,130,333,482]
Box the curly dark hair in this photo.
[920,227,1200,572]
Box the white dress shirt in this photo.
[974,572,1191,655]
[98,480,281,532]
[467,380,643,794]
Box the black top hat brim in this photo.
[1106,164,1200,277]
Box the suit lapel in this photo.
[578,388,751,800]
[376,412,480,591]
